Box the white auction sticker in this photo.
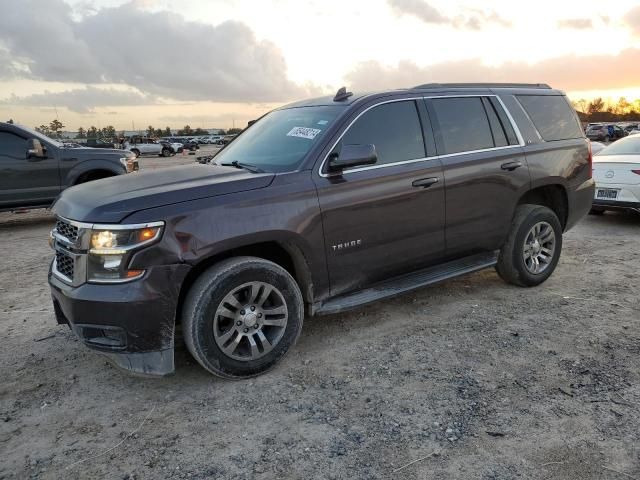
[287,127,322,140]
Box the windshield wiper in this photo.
[219,160,264,173]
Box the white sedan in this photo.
[591,135,640,214]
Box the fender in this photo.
[63,158,125,186]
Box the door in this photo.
[0,130,60,208]
[426,95,530,256]
[314,99,446,296]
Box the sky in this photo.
[1,0,640,131]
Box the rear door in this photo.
[0,130,60,208]
[426,95,530,257]
[314,98,446,296]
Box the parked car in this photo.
[163,137,199,151]
[586,124,626,142]
[48,83,593,378]
[124,136,173,157]
[0,122,138,211]
[591,135,640,214]
[159,140,183,155]
[84,138,117,149]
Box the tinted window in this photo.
[335,101,425,165]
[488,97,519,145]
[431,97,494,154]
[0,132,27,159]
[482,97,507,147]
[517,95,583,141]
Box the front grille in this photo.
[55,251,74,280]
[56,219,78,242]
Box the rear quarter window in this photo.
[517,95,583,141]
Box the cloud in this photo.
[387,0,511,29]
[625,6,640,35]
[344,48,640,92]
[557,18,593,29]
[1,87,156,113]
[0,0,313,103]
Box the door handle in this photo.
[412,177,439,188]
[501,161,523,171]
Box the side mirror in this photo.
[27,138,45,159]
[327,144,377,174]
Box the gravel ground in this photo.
[0,162,639,479]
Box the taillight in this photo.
[588,141,593,178]
[632,169,640,175]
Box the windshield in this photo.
[17,124,63,147]
[597,136,640,155]
[214,106,344,173]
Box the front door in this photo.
[0,130,60,208]
[314,99,446,296]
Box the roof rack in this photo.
[411,83,552,90]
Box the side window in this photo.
[0,132,27,159]
[482,97,508,147]
[430,97,494,155]
[488,97,519,145]
[516,95,583,141]
[335,100,425,166]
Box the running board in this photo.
[315,251,498,316]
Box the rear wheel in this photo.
[496,204,562,287]
[131,148,140,158]
[161,148,171,157]
[182,257,304,378]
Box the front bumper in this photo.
[49,263,190,376]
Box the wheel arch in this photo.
[517,183,569,229]
[73,169,118,185]
[175,239,314,325]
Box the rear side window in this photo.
[430,97,495,155]
[336,100,425,165]
[516,95,583,141]
[0,132,27,159]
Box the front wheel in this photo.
[182,257,304,378]
[161,148,171,157]
[496,204,562,287]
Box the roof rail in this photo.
[411,83,552,90]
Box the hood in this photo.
[53,163,275,223]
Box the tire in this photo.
[496,204,563,287]
[161,148,171,157]
[131,148,140,158]
[182,256,304,379]
[190,145,197,151]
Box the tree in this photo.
[154,128,163,137]
[164,126,171,136]
[179,125,193,136]
[75,127,86,139]
[587,98,605,115]
[36,125,51,136]
[87,126,98,139]
[227,127,243,135]
[102,126,116,139]
[193,127,209,136]
[49,119,65,138]
[7,118,14,124]
[146,125,155,137]
[571,99,588,114]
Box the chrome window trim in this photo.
[318,94,525,178]
[57,217,164,231]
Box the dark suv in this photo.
[48,84,594,378]
[0,123,138,211]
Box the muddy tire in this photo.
[496,204,562,287]
[182,257,304,379]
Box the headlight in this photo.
[119,156,137,173]
[87,223,163,283]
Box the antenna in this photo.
[333,87,353,102]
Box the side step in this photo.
[315,251,498,315]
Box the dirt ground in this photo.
[1,157,639,479]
